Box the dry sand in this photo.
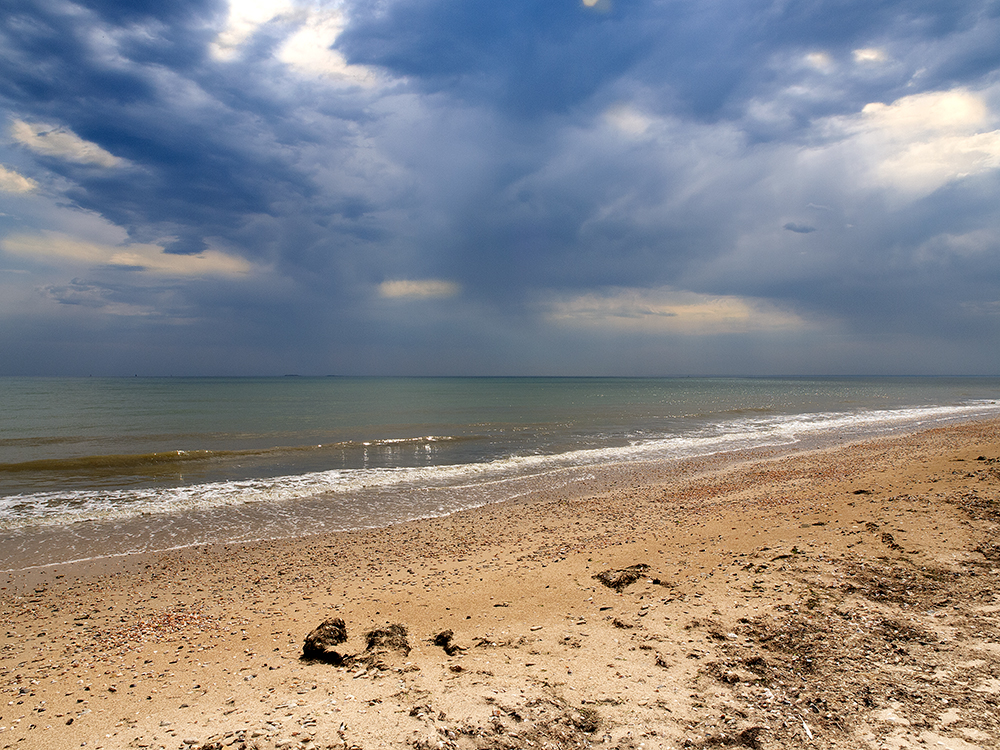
[2,420,1000,750]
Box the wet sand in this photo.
[2,420,999,750]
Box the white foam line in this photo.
[3,402,999,571]
[2,402,998,531]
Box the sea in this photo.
[2,376,999,570]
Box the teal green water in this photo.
[1,376,999,568]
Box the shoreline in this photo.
[5,395,1000,572]
[0,433,893,577]
[2,420,999,749]
[2,412,989,574]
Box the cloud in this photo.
[210,0,296,60]
[2,233,253,277]
[862,89,1000,194]
[277,9,379,85]
[604,104,654,136]
[10,121,124,167]
[783,222,817,233]
[802,87,1000,200]
[1,0,1000,375]
[39,279,163,316]
[545,287,811,334]
[853,48,886,63]
[337,0,656,116]
[876,128,1000,193]
[208,0,379,84]
[0,164,37,193]
[378,279,461,299]
[862,88,990,135]
[804,52,834,73]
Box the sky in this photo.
[1,0,999,376]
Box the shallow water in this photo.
[2,376,999,568]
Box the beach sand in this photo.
[2,420,999,750]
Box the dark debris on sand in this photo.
[301,617,348,664]
[693,486,1000,749]
[592,563,651,591]
[365,623,411,656]
[432,629,466,656]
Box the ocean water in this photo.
[2,376,999,569]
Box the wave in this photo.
[1,401,998,532]
[0,449,223,473]
[0,435,464,475]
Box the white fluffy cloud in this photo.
[378,279,461,299]
[277,9,378,84]
[0,164,37,193]
[804,87,1000,199]
[2,233,253,277]
[211,0,297,60]
[604,105,654,136]
[210,0,377,84]
[863,90,1000,193]
[10,121,124,167]
[804,51,835,73]
[545,287,811,334]
[852,48,886,63]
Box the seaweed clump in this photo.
[593,563,651,591]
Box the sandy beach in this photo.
[2,420,999,750]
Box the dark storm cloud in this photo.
[338,0,654,116]
[339,0,995,122]
[0,0,999,375]
[81,0,224,23]
[784,223,817,234]
[163,237,210,256]
[0,0,356,257]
